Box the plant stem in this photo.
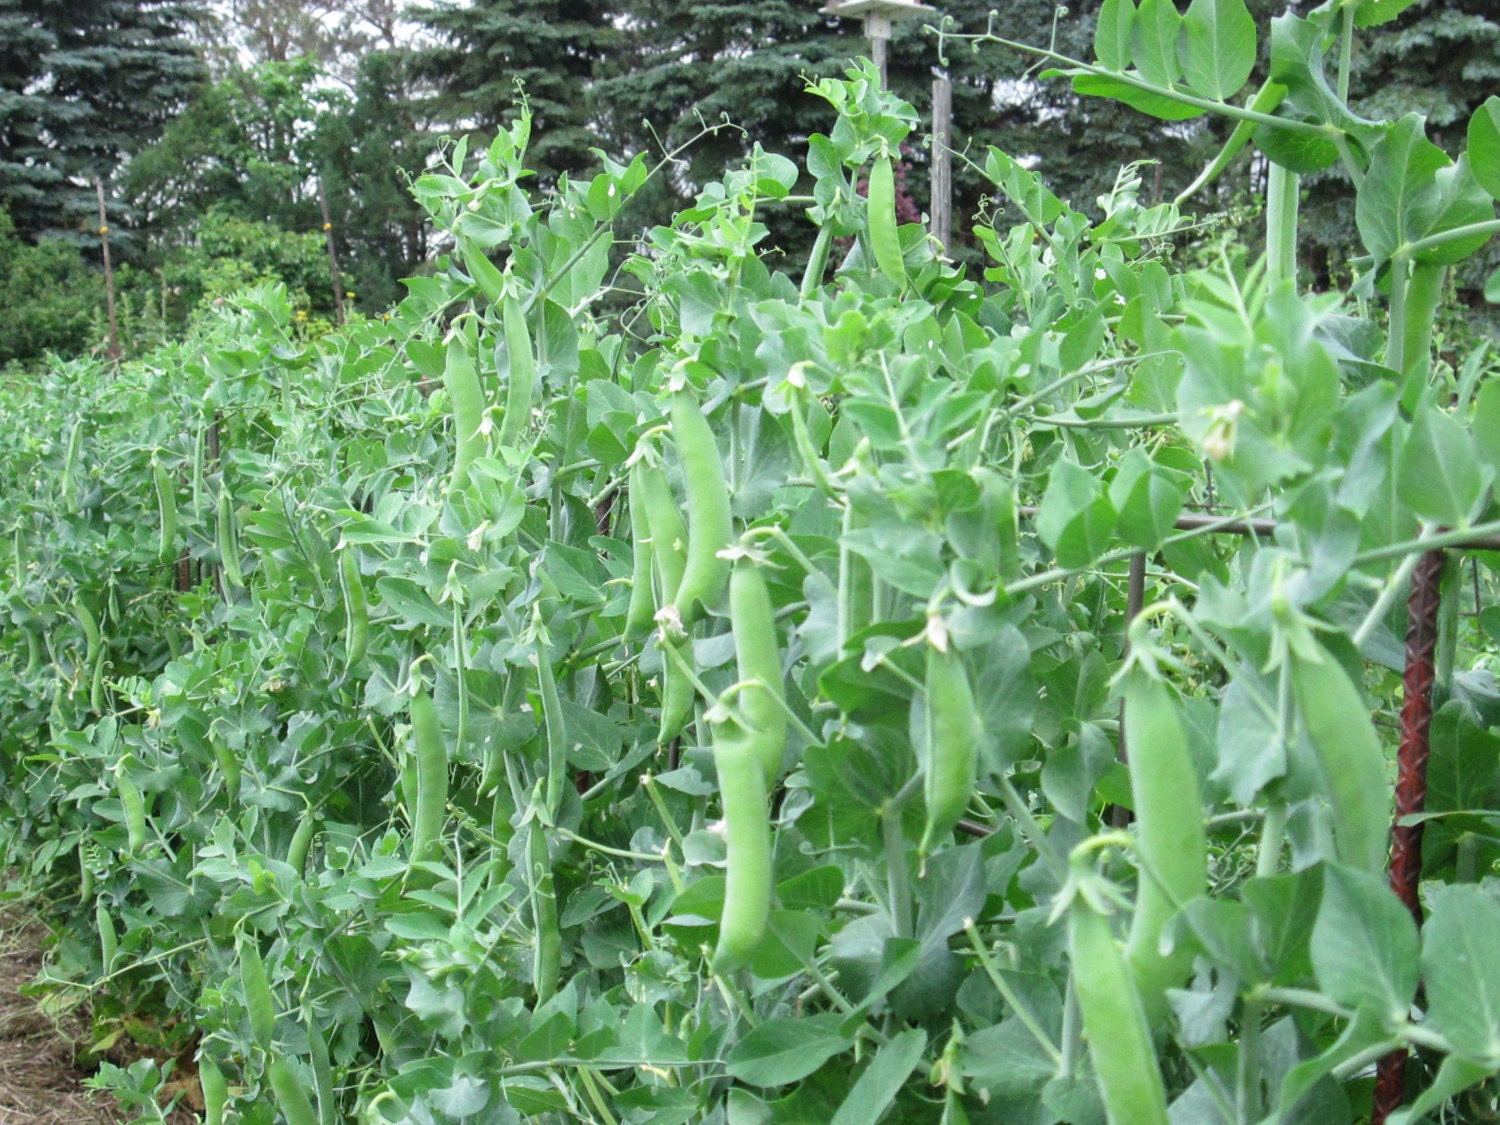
[1355,519,1500,565]
[1337,2,1355,104]
[1237,1001,1264,1123]
[1401,218,1500,260]
[882,799,913,939]
[963,921,1065,1066]
[1265,163,1299,290]
[966,32,1328,135]
[1386,258,1410,378]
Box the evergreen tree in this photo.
[0,0,207,243]
[314,50,435,310]
[409,0,622,185]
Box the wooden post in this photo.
[931,76,952,255]
[871,33,889,87]
[318,177,346,325]
[94,178,121,363]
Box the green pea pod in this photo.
[800,224,834,299]
[199,1056,228,1125]
[1291,642,1390,876]
[153,463,177,563]
[286,815,316,876]
[1121,675,1206,1024]
[212,735,241,801]
[22,628,41,677]
[638,461,688,608]
[191,422,207,518]
[443,337,484,494]
[116,767,146,855]
[89,645,107,714]
[536,646,568,818]
[239,935,276,1053]
[498,295,536,448]
[339,549,368,671]
[78,844,94,903]
[61,417,83,499]
[623,462,657,641]
[867,153,907,288]
[669,390,733,625]
[217,489,244,589]
[918,642,980,860]
[657,636,696,745]
[1069,902,1171,1125]
[527,821,560,1002]
[77,602,101,668]
[711,709,773,974]
[729,558,787,788]
[96,901,117,970]
[267,1058,319,1125]
[838,501,873,651]
[306,1014,337,1125]
[409,685,448,867]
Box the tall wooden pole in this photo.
[931,76,952,255]
[94,178,121,363]
[318,177,346,325]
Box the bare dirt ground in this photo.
[0,908,119,1124]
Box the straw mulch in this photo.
[0,907,119,1124]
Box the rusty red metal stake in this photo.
[1372,548,1447,1125]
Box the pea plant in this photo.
[2,4,1500,1123]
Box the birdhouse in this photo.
[821,0,937,42]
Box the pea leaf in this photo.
[1035,459,1116,568]
[1067,73,1204,121]
[1131,0,1183,88]
[828,1029,927,1125]
[1180,0,1257,102]
[1356,115,1452,263]
[1422,884,1500,1063]
[1094,0,1136,71]
[1408,155,1497,266]
[1310,864,1419,1023]
[1469,97,1500,200]
[1396,406,1488,528]
[725,1014,852,1087]
[1354,0,1421,27]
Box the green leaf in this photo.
[1310,864,1420,1023]
[725,1013,853,1087]
[1109,449,1186,551]
[1257,12,1376,174]
[1131,0,1183,88]
[1094,0,1136,71]
[829,1029,927,1125]
[1069,73,1204,122]
[1035,459,1116,568]
[1396,406,1488,528]
[1211,679,1286,805]
[1421,884,1500,1063]
[1180,0,1257,102]
[1475,381,1500,478]
[1487,265,1500,304]
[1408,155,1497,266]
[1469,97,1500,200]
[1354,0,1420,28]
[962,1018,1057,1098]
[1357,115,1452,263]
